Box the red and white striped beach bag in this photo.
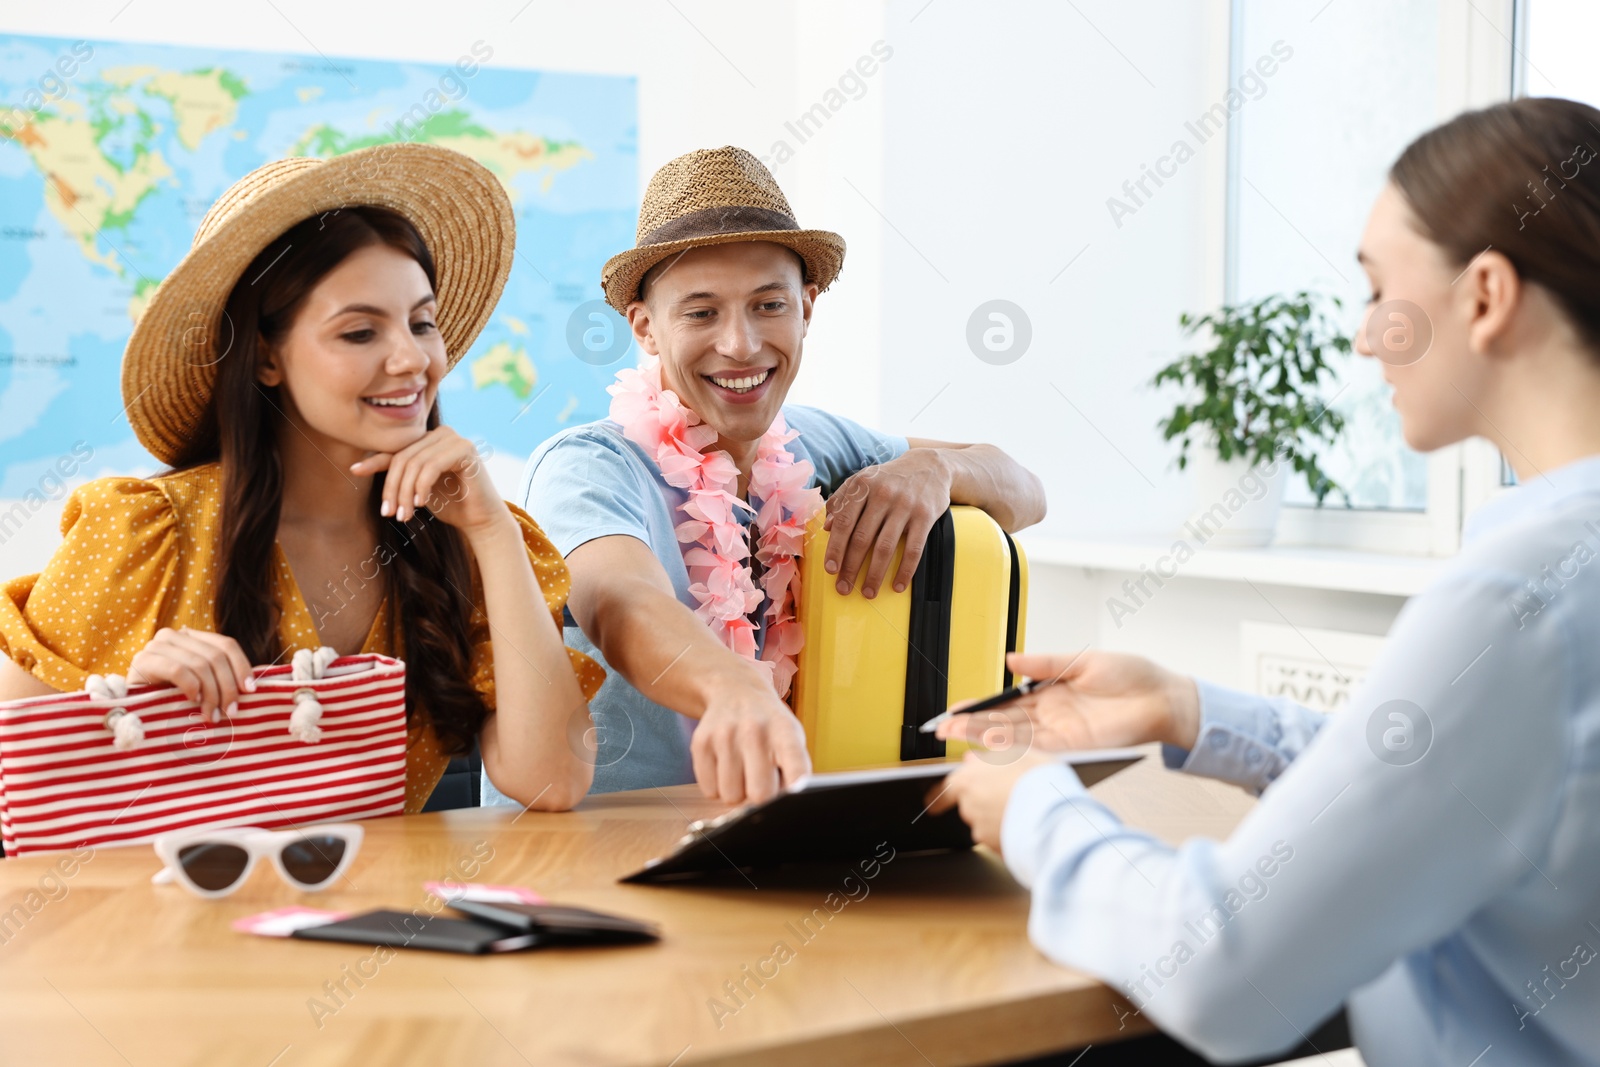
[0,648,408,856]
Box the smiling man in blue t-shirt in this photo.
[483,146,1046,808]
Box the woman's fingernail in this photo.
[381,499,393,517]
[414,493,423,507]
[245,678,257,693]
[225,701,238,718]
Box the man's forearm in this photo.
[933,443,1047,531]
[565,535,812,802]
[586,578,769,718]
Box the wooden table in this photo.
[0,747,1255,1067]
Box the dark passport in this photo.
[446,900,660,944]
[291,908,543,954]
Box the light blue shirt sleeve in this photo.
[519,427,656,558]
[782,405,909,495]
[998,567,1575,1064]
[1159,681,1330,795]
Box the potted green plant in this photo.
[1152,291,1350,548]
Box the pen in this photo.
[918,677,1053,733]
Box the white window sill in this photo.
[1016,535,1444,598]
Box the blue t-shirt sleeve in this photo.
[519,429,654,558]
[784,405,908,496]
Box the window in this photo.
[1519,0,1600,103]
[1223,0,1519,555]
[1231,0,1436,514]
[1478,0,1598,502]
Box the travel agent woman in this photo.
[0,145,605,813]
[932,97,1600,1066]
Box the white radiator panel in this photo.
[1239,622,1387,714]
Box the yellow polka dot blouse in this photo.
[0,463,606,813]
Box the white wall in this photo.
[1025,565,1404,691]
[878,0,1225,542]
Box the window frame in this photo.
[1220,0,1518,557]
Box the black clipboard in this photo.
[619,749,1144,884]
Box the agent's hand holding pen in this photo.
[932,650,1203,753]
[925,650,1203,852]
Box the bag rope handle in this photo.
[87,673,142,751]
[287,646,340,743]
[90,645,342,750]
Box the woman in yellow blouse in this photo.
[0,145,604,813]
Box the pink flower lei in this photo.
[607,356,823,699]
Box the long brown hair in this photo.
[173,206,489,756]
[1390,96,1600,354]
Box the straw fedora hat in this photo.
[122,142,514,466]
[601,146,845,313]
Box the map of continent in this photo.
[0,33,637,503]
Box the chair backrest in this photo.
[422,744,482,812]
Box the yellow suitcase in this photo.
[792,505,1029,771]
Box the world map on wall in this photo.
[0,33,637,503]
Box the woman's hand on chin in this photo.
[350,426,510,537]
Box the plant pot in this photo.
[1182,451,1288,549]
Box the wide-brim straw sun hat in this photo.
[122,142,514,466]
[601,145,845,313]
